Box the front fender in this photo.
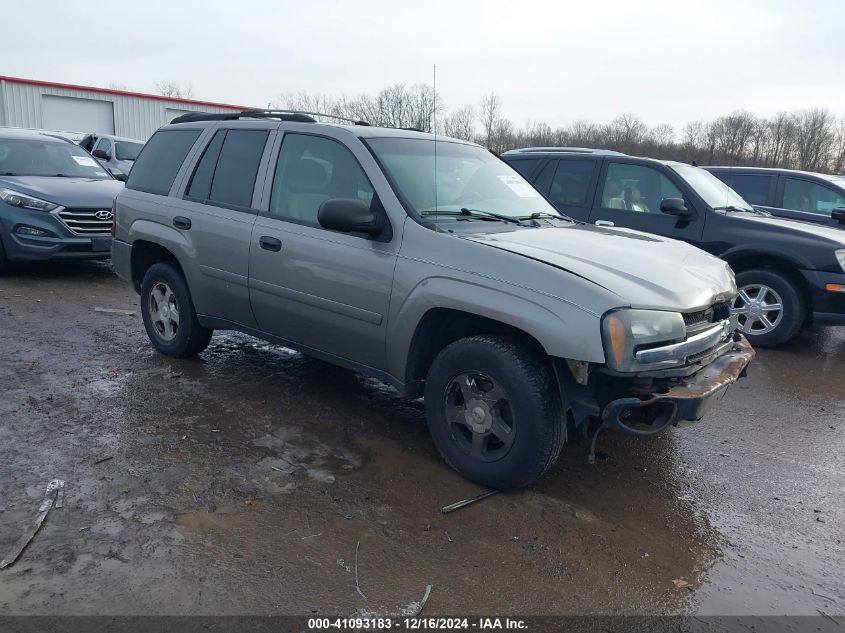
[386,275,606,382]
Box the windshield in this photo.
[0,138,112,179]
[114,140,143,161]
[670,163,752,210]
[368,137,559,219]
[821,174,845,189]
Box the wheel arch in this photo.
[721,250,811,324]
[403,307,551,398]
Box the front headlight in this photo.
[836,249,845,273]
[0,188,59,212]
[601,309,686,372]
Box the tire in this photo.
[0,239,10,276]
[423,335,565,490]
[140,262,213,358]
[732,268,804,347]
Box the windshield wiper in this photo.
[421,208,524,225]
[521,211,577,224]
[713,205,769,216]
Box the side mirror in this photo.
[660,197,692,218]
[318,198,383,236]
[832,207,845,224]
[109,168,127,182]
[92,148,111,160]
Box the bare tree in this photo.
[155,81,194,99]
[794,108,835,172]
[479,93,503,150]
[268,83,845,173]
[442,105,476,140]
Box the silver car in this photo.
[111,110,754,489]
[79,132,144,181]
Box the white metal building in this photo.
[0,75,248,141]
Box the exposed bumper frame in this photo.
[603,335,755,435]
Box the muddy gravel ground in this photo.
[1,261,844,619]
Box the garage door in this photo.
[41,95,115,134]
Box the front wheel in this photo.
[423,335,565,490]
[140,262,213,358]
[731,269,804,347]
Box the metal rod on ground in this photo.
[354,540,367,601]
[0,479,64,569]
[440,489,499,514]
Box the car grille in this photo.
[56,208,113,236]
[683,301,731,334]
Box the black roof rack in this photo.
[169,109,370,126]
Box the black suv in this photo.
[704,166,845,228]
[501,147,845,347]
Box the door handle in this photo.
[173,216,191,230]
[259,236,282,252]
[594,220,615,227]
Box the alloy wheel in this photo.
[731,283,784,335]
[148,281,180,342]
[443,372,516,462]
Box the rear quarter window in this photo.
[126,129,201,195]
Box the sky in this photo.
[2,0,844,132]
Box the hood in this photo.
[732,212,845,246]
[465,224,736,311]
[0,176,124,208]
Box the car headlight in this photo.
[601,309,686,372]
[836,249,845,273]
[0,188,59,212]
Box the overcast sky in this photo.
[2,0,843,131]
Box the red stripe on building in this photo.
[0,75,249,110]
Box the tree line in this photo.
[276,84,845,174]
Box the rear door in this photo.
[248,130,399,371]
[176,124,276,327]
[544,158,599,222]
[587,160,706,243]
[716,171,777,213]
[772,175,845,227]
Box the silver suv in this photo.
[111,110,754,489]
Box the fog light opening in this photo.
[15,225,48,237]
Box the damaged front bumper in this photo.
[601,335,755,436]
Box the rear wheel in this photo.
[0,240,10,275]
[732,269,803,347]
[140,263,212,358]
[423,335,565,490]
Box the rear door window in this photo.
[506,158,537,178]
[783,178,845,216]
[186,129,269,209]
[186,131,226,200]
[728,174,772,206]
[549,160,597,207]
[126,129,202,195]
[94,137,112,156]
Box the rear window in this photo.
[126,129,201,195]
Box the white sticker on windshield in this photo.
[72,155,98,167]
[498,175,540,198]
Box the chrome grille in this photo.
[683,301,731,334]
[56,208,113,236]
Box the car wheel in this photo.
[424,335,565,490]
[731,269,803,347]
[140,262,213,358]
